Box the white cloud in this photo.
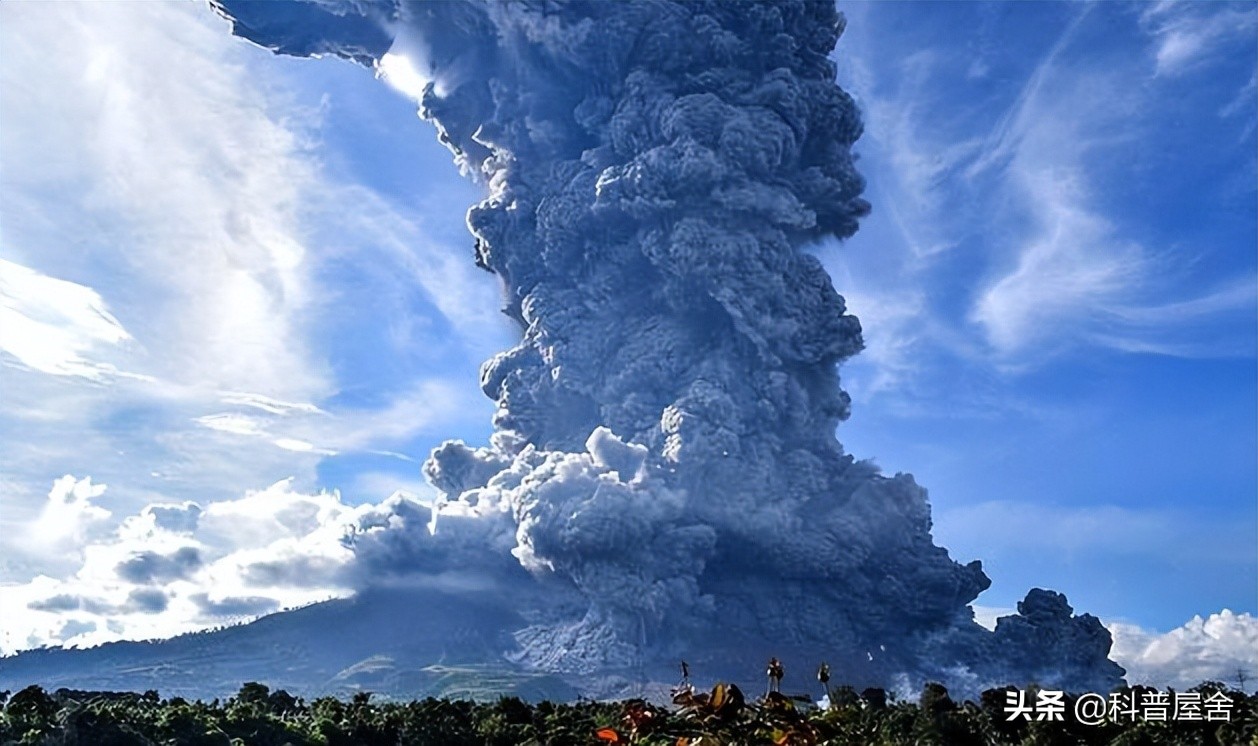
[969,172,1147,357]
[316,183,508,349]
[317,380,479,451]
[837,286,930,398]
[962,7,1093,182]
[1090,279,1257,358]
[0,478,377,655]
[196,413,269,437]
[0,1,342,536]
[272,437,332,454]
[24,476,112,555]
[348,472,435,504]
[189,378,479,458]
[971,164,1255,360]
[1110,610,1258,690]
[196,478,354,550]
[6,475,116,582]
[219,392,326,416]
[1104,279,1257,326]
[963,16,1254,364]
[960,16,1148,361]
[1,2,331,401]
[0,259,139,381]
[1220,70,1257,119]
[971,604,1014,632]
[845,48,983,260]
[1141,3,1258,78]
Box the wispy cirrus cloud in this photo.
[964,7,1255,365]
[192,379,479,457]
[1,2,332,401]
[0,1,338,532]
[832,1,1255,393]
[0,1,501,575]
[1140,1,1258,79]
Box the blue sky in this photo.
[0,1,1254,685]
[829,1,1257,631]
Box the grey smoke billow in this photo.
[213,0,1125,694]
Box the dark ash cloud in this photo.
[212,0,1125,696]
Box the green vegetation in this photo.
[0,679,1253,745]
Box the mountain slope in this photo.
[0,589,575,702]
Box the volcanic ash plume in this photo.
[214,0,1125,694]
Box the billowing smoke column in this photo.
[214,0,1124,695]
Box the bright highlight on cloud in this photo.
[23,476,112,556]
[376,52,429,101]
[0,259,136,381]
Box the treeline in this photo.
[0,679,1253,745]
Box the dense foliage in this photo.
[0,680,1252,745]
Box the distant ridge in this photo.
[0,588,575,702]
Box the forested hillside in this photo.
[1,679,1252,745]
